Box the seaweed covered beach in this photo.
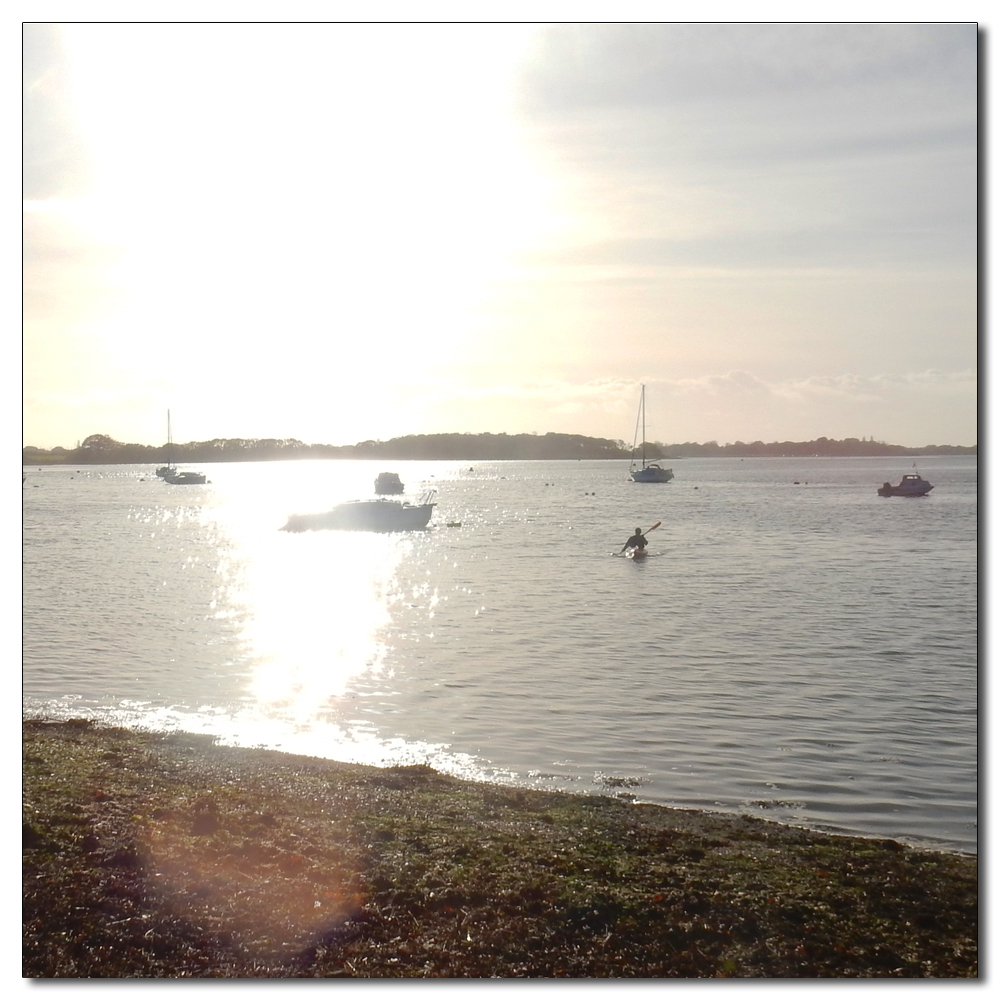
[23,719,977,978]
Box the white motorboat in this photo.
[281,491,436,532]
[629,385,674,483]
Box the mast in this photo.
[641,384,646,469]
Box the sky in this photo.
[22,17,978,450]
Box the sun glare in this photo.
[29,23,565,440]
[200,464,415,728]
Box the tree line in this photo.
[22,431,976,466]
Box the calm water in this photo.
[22,456,978,853]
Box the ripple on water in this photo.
[22,457,978,852]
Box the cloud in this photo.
[524,226,974,270]
[629,369,976,446]
[23,24,93,199]
[518,24,976,111]
[783,369,977,398]
[680,371,774,398]
[512,23,976,281]
[666,368,975,402]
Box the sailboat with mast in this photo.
[155,410,175,479]
[158,410,207,485]
[629,384,674,483]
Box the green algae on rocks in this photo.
[23,720,977,978]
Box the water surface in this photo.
[23,455,978,853]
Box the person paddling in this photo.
[621,527,648,554]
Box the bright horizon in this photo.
[25,426,976,454]
[24,22,978,451]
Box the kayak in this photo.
[625,547,647,559]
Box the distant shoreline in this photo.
[22,432,978,466]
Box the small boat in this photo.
[281,491,436,533]
[629,385,674,483]
[625,546,647,559]
[374,471,404,495]
[163,470,207,485]
[158,410,207,484]
[877,473,934,497]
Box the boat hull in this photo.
[163,471,207,485]
[630,465,674,483]
[282,499,435,533]
[877,485,933,497]
[625,546,647,559]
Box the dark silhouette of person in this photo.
[621,528,647,553]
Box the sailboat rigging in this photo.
[158,410,207,485]
[155,410,175,478]
[629,385,674,483]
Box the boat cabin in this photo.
[374,471,404,495]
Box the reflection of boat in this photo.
[877,472,934,497]
[374,471,404,494]
[281,491,436,532]
[629,385,674,483]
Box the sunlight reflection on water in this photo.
[196,466,441,736]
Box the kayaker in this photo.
[621,527,648,554]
